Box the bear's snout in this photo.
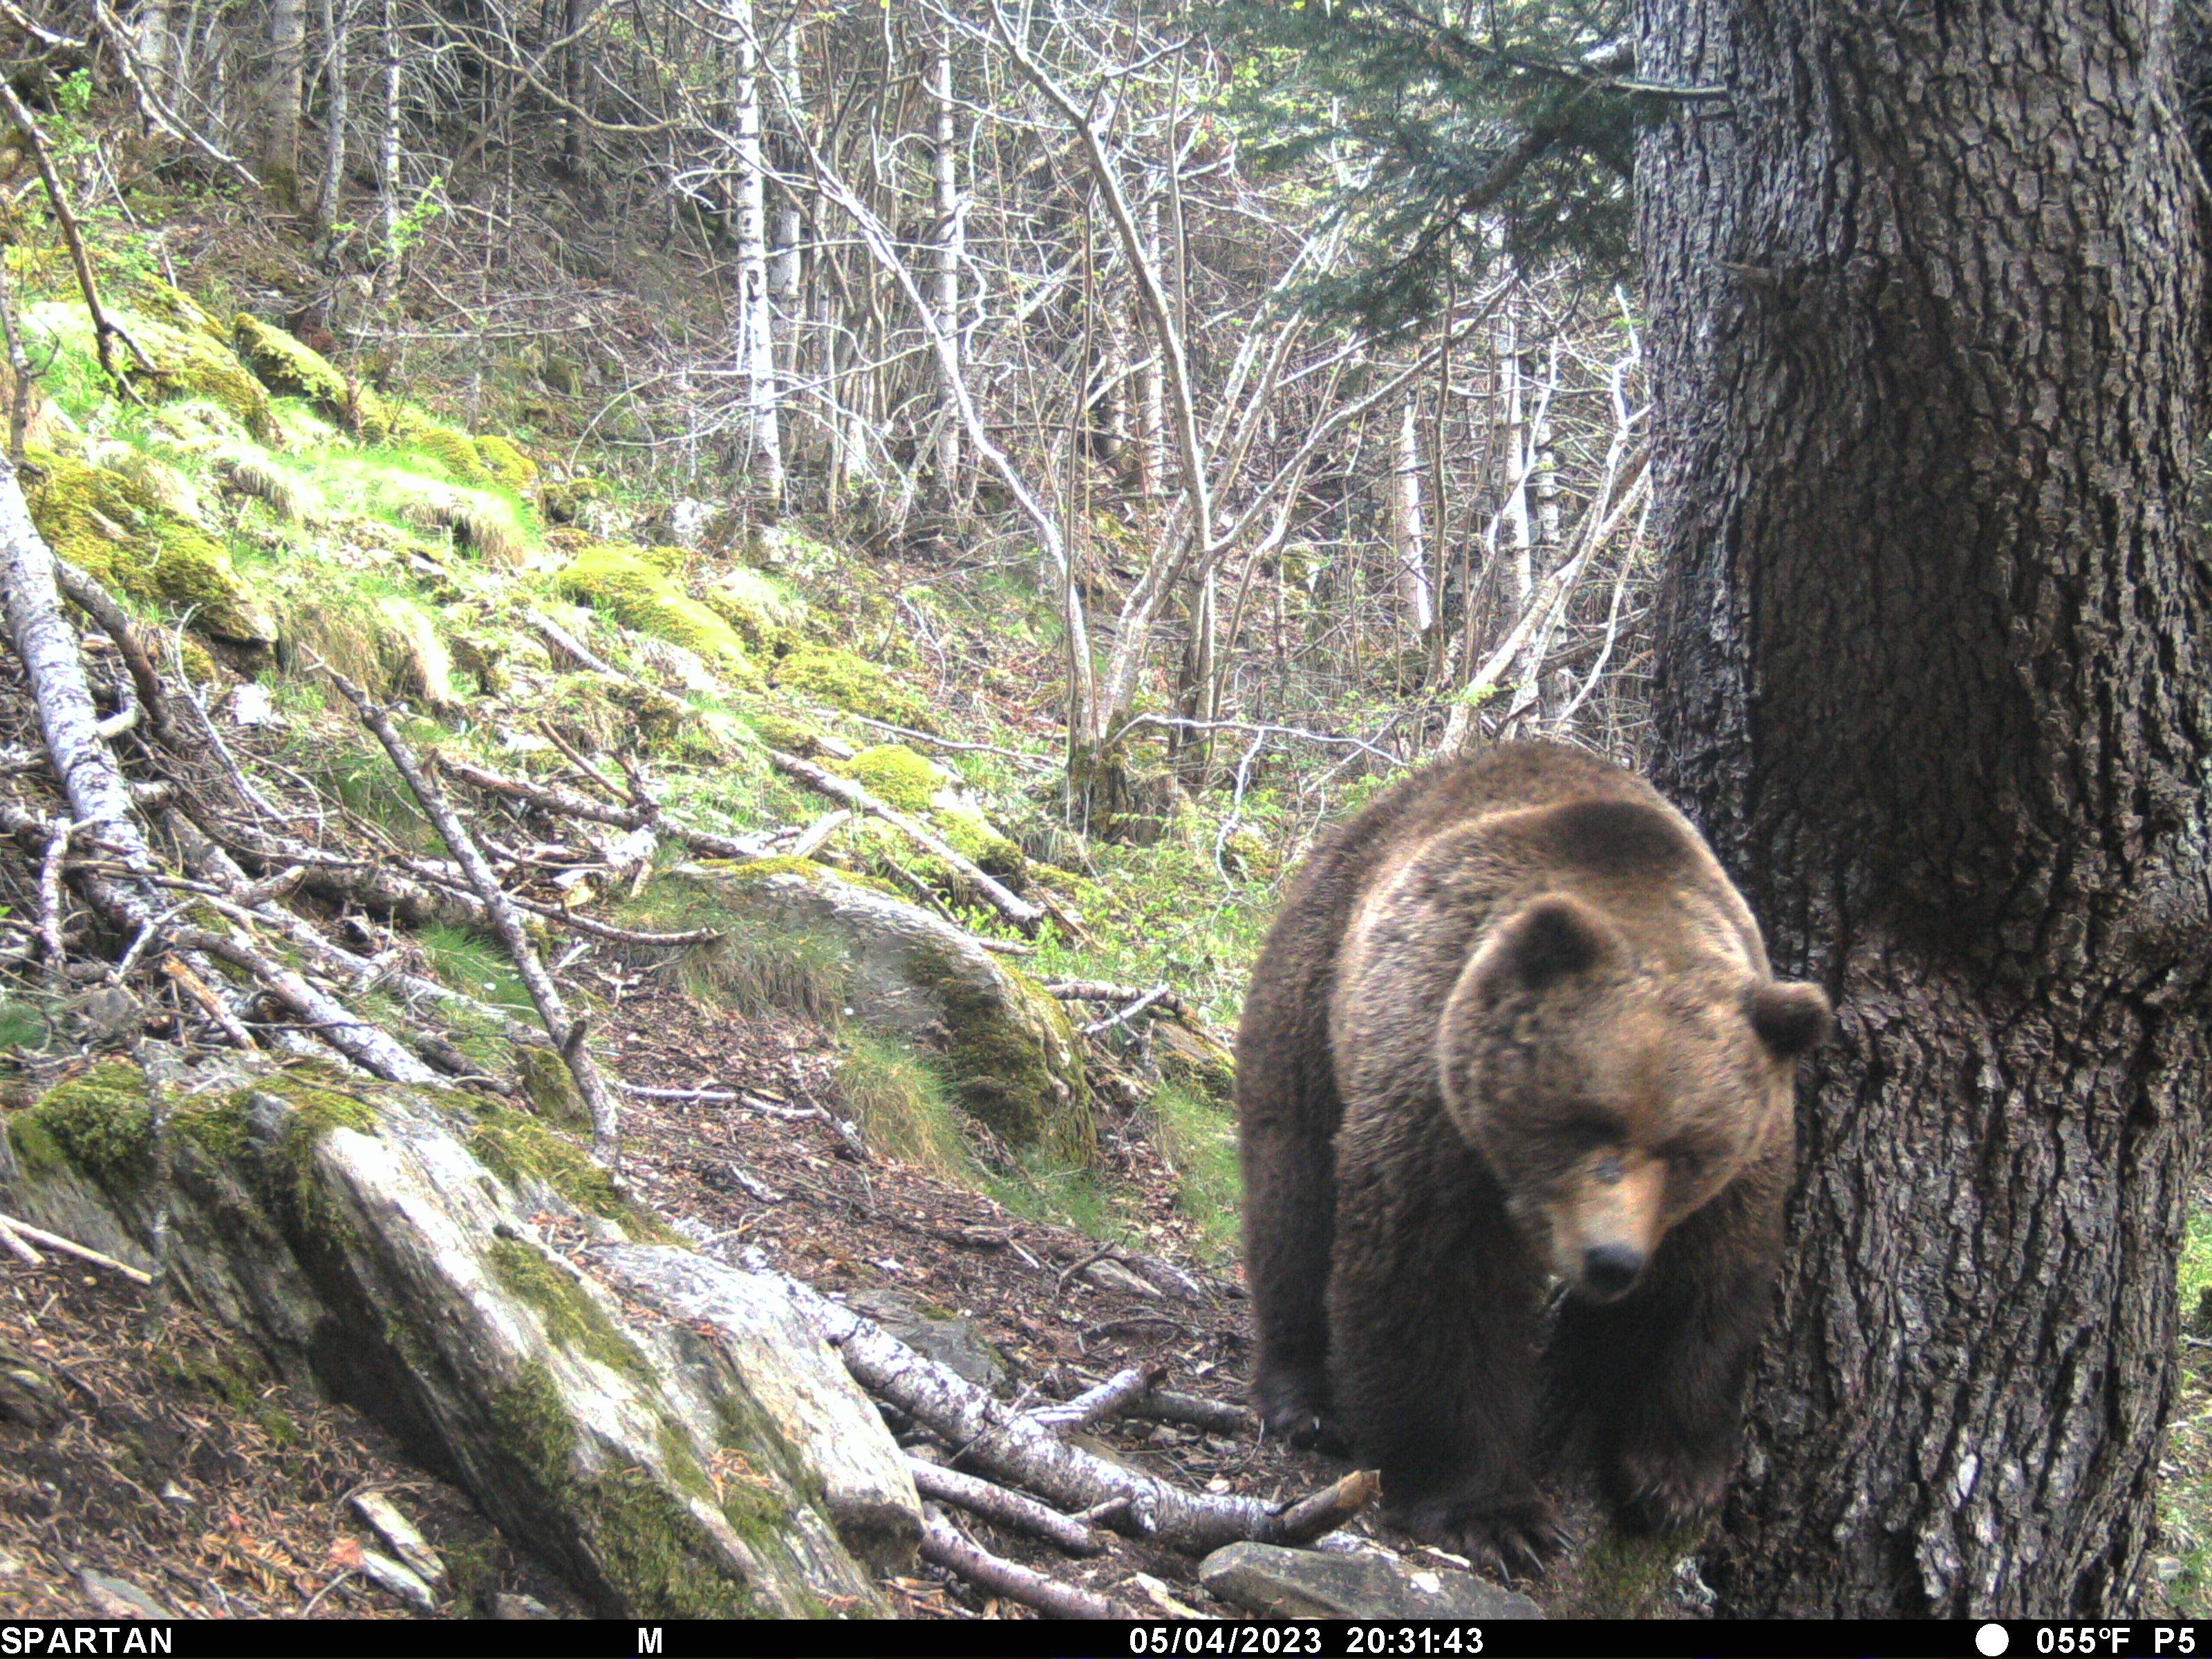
[1579,1241,1646,1300]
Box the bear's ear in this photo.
[1747,979,1833,1059]
[1483,893,1622,993]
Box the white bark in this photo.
[312,0,349,240]
[931,37,962,494]
[1391,398,1432,632]
[731,0,782,507]
[377,0,400,256]
[0,457,154,872]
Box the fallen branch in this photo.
[1029,1365,1167,1431]
[1039,980,1197,1021]
[919,1509,1136,1619]
[764,1260,1373,1554]
[909,1461,1104,1556]
[1082,986,1171,1038]
[0,1212,153,1285]
[325,668,619,1152]
[441,754,769,863]
[0,1213,45,1266]
[767,749,1044,937]
[53,560,176,745]
[1125,1389,1260,1438]
[528,609,632,681]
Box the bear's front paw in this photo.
[1254,1367,1348,1454]
[1386,1490,1568,1584]
[1608,1440,1731,1537]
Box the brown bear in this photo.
[1235,742,1830,1578]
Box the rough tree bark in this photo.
[1639,0,2212,1617]
[261,0,306,196]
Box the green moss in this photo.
[5,1108,67,1177]
[247,1070,382,1227]
[131,280,229,346]
[231,314,350,414]
[740,711,832,756]
[514,1045,590,1131]
[486,1358,580,1501]
[26,447,277,644]
[172,1092,252,1163]
[540,476,610,525]
[111,307,278,440]
[639,544,688,576]
[702,568,805,651]
[590,1464,758,1619]
[770,648,932,730]
[904,944,1089,1158]
[469,1103,679,1244]
[834,745,944,814]
[487,1237,653,1382]
[474,433,540,488]
[384,406,494,487]
[555,544,761,686]
[1150,1082,1241,1259]
[20,1062,154,1185]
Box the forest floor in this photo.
[0,975,1683,1621]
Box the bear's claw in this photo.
[1386,1491,1568,1585]
[1255,1369,1348,1454]
[1609,1443,1729,1537]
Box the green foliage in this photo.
[1211,0,1639,328]
[1150,1083,1241,1259]
[833,1036,975,1181]
[419,924,534,1012]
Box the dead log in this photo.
[764,1259,1374,1554]
[919,1509,1138,1618]
[767,749,1044,937]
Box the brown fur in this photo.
[1234,743,1830,1577]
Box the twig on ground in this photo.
[0,1213,46,1266]
[1029,1364,1168,1431]
[919,1508,1137,1618]
[0,1212,153,1284]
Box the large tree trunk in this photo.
[1639,0,2212,1617]
[261,0,307,197]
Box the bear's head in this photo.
[1436,891,1832,1303]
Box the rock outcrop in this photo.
[0,1053,917,1617]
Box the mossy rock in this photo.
[769,648,932,731]
[702,569,805,653]
[25,447,277,644]
[232,314,350,416]
[555,544,761,688]
[675,863,1086,1155]
[129,279,227,345]
[390,409,494,487]
[9,1062,156,1192]
[26,298,263,438]
[474,433,540,489]
[541,476,611,525]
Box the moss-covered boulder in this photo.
[26,301,277,442]
[556,543,762,688]
[0,1056,910,1615]
[668,862,1086,1153]
[391,409,494,487]
[474,433,540,489]
[25,447,277,644]
[702,568,806,653]
[232,314,351,417]
[769,647,933,731]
